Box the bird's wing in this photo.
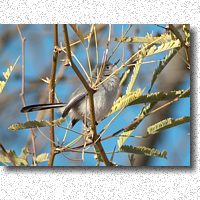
[62,89,87,118]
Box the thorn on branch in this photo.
[54,46,62,54]
[63,58,71,67]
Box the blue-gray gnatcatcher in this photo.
[21,60,120,127]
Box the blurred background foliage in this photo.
[0,24,190,166]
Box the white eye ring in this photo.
[106,66,110,70]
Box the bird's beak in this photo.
[113,59,120,66]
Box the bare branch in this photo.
[48,24,59,166]
[62,24,113,166]
[17,25,37,166]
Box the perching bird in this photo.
[21,60,120,127]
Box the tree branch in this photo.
[62,24,113,166]
[17,25,37,166]
[48,25,58,166]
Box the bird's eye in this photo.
[106,66,110,70]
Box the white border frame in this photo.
[0,0,199,199]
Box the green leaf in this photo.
[147,116,190,136]
[182,24,190,47]
[139,39,180,59]
[9,150,28,166]
[0,154,10,163]
[0,147,28,166]
[149,40,180,56]
[120,145,167,159]
[14,157,29,166]
[126,59,142,93]
[128,89,190,106]
[36,153,49,163]
[120,69,130,86]
[19,146,30,160]
[8,120,49,130]
[115,32,175,44]
[0,56,20,94]
[117,102,156,149]
[8,118,64,131]
[148,49,178,93]
[109,88,143,115]
[117,130,133,150]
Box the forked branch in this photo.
[62,24,113,166]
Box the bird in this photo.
[21,60,120,128]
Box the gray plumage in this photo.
[21,62,120,127]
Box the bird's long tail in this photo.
[21,103,66,113]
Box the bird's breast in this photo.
[69,74,120,123]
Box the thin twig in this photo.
[94,25,99,66]
[61,152,82,162]
[122,25,125,64]
[105,24,112,61]
[17,25,37,166]
[48,25,59,166]
[37,127,56,146]
[62,24,113,166]
[94,24,112,86]
[108,25,132,61]
[58,124,84,135]
[71,51,91,81]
